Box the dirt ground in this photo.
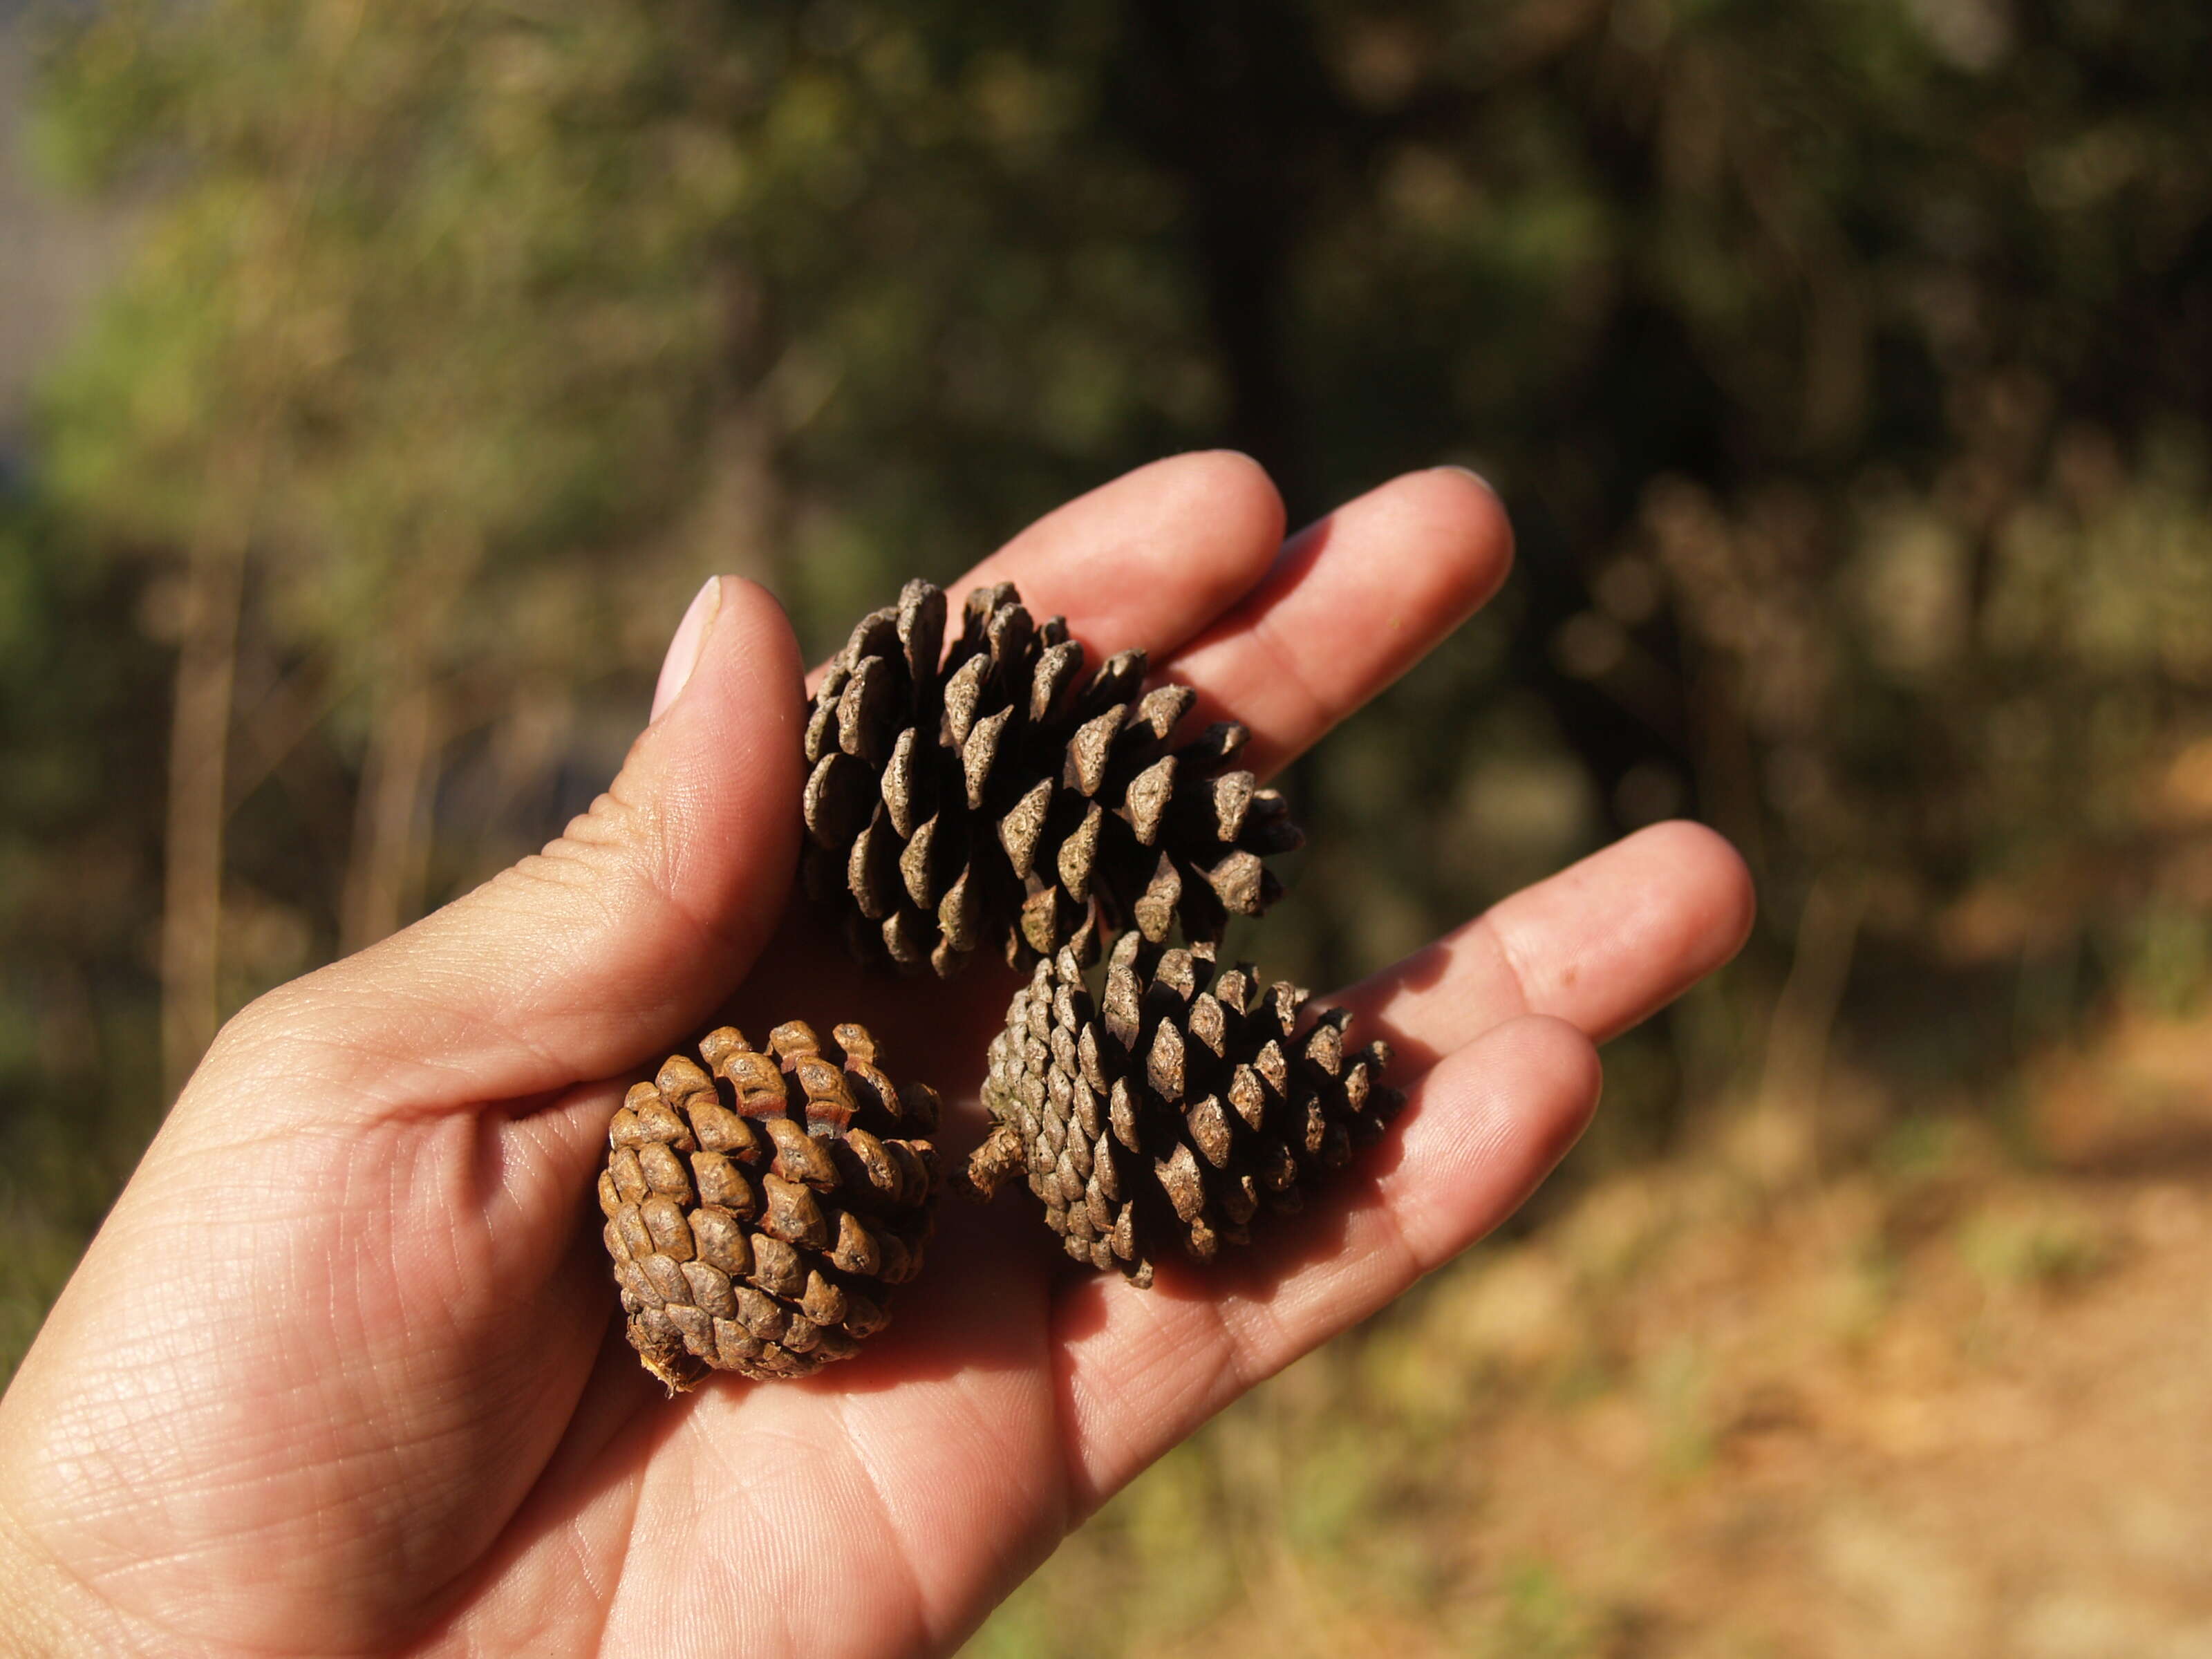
[972,1010,2212,1658]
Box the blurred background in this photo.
[5,0,2212,1651]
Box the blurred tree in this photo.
[0,486,169,1372]
[11,0,2212,1377]
[35,0,762,1085]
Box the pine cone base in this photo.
[600,1022,940,1387]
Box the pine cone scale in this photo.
[802,579,1302,975]
[968,935,1403,1286]
[600,1022,939,1389]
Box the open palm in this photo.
[0,455,1752,1658]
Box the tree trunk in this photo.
[160,510,250,1097]
[340,655,442,954]
[1121,0,1338,512]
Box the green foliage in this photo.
[35,0,751,674]
[0,491,167,1379]
[7,0,2212,1577]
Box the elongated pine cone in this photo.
[599,1022,941,1389]
[802,579,1303,977]
[964,932,1402,1287]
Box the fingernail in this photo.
[1434,463,1495,489]
[651,577,723,723]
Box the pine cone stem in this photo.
[957,1121,1027,1203]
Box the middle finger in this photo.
[1163,466,1515,780]
[1337,820,1757,1069]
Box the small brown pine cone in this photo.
[599,1021,941,1389]
[801,578,1302,977]
[965,931,1403,1286]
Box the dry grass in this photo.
[971,1011,2212,1658]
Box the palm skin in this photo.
[0,455,1753,1658]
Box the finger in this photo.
[1340,820,1758,1068]
[806,450,1286,692]
[219,577,807,1113]
[1055,1013,1602,1508]
[1163,467,1514,778]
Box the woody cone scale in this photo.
[600,1022,939,1388]
[803,579,1302,977]
[603,571,1412,1389]
[965,932,1403,1286]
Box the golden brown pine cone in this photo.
[802,579,1303,977]
[599,1021,940,1388]
[965,932,1402,1286]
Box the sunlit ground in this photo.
[973,1007,2212,1658]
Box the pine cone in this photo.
[599,1021,940,1389]
[965,932,1403,1287]
[801,579,1302,977]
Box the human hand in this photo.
[0,454,1753,1658]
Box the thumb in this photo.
[236,575,806,1109]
